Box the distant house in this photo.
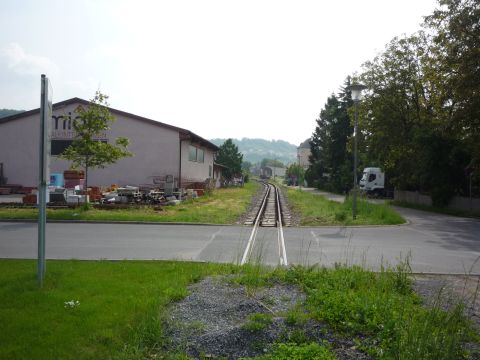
[0,98,220,188]
[297,138,311,170]
[262,166,286,178]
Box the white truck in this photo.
[359,167,385,197]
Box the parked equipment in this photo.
[359,167,385,197]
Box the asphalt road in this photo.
[0,206,479,274]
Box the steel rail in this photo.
[241,182,288,266]
[240,183,270,265]
[275,185,288,266]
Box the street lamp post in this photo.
[297,153,301,190]
[347,84,367,220]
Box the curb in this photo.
[0,218,410,228]
[0,219,232,226]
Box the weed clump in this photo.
[278,260,475,359]
[242,313,273,331]
[241,342,336,360]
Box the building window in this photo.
[209,165,212,177]
[51,140,73,155]
[189,145,197,161]
[189,145,205,163]
[197,149,204,163]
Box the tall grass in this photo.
[287,189,405,226]
[277,260,476,359]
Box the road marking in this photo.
[310,230,321,246]
[192,228,223,260]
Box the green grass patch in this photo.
[0,259,234,359]
[284,305,309,326]
[0,182,258,224]
[287,189,405,226]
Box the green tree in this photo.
[261,158,285,168]
[359,28,475,202]
[309,78,354,193]
[425,0,480,173]
[285,163,304,184]
[59,91,133,190]
[360,34,435,190]
[215,139,243,181]
[0,109,24,118]
[241,161,252,172]
[308,0,480,202]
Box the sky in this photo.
[0,0,439,146]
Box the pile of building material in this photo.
[0,171,211,207]
[103,186,142,204]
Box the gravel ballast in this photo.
[164,276,371,359]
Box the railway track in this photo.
[241,182,288,266]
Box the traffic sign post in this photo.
[38,74,52,288]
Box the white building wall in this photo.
[180,140,215,186]
[0,113,39,187]
[48,103,182,186]
[0,101,187,187]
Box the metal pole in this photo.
[298,154,301,190]
[38,75,47,287]
[353,101,358,220]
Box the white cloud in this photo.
[0,42,59,78]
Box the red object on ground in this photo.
[22,194,37,204]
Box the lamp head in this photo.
[347,84,367,102]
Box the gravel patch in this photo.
[414,274,480,328]
[164,276,371,359]
[280,186,301,226]
[162,274,480,359]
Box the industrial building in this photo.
[0,98,220,189]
